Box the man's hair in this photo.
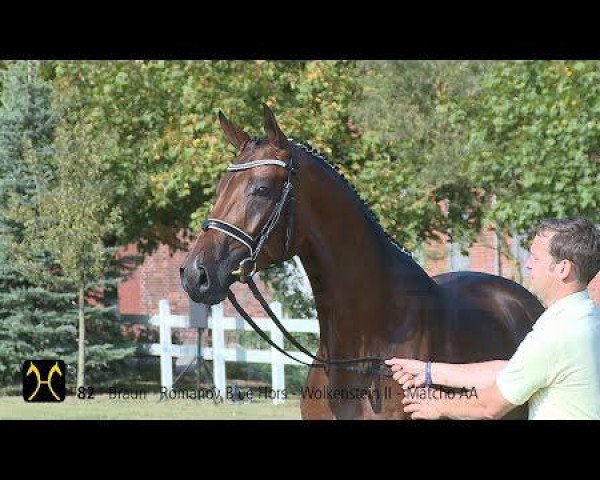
[535,216,600,285]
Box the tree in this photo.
[51,61,501,314]
[352,61,600,276]
[4,107,133,389]
[351,61,493,250]
[48,61,364,315]
[48,61,364,248]
[0,61,77,386]
[461,61,600,236]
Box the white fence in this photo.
[147,299,319,404]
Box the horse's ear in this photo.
[218,110,250,150]
[263,104,288,150]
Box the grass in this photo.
[0,394,302,420]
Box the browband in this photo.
[227,159,288,171]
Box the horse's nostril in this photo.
[197,264,209,291]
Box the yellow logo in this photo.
[22,360,66,402]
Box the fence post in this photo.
[270,301,286,404]
[159,299,173,392]
[211,302,227,399]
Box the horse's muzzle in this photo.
[180,260,227,305]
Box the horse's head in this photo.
[181,105,297,305]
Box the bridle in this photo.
[202,154,296,283]
[201,146,393,378]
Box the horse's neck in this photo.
[294,153,438,354]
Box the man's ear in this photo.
[558,260,573,281]
[218,110,250,150]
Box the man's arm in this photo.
[385,358,508,389]
[432,360,508,389]
[402,382,516,420]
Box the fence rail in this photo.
[146,299,319,404]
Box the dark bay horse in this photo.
[181,105,545,420]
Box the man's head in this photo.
[525,216,600,305]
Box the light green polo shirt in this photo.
[496,289,600,420]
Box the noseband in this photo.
[201,155,296,283]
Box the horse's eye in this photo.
[253,186,271,197]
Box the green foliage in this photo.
[6,118,121,289]
[461,61,600,235]
[351,60,600,255]
[1,60,592,393]
[0,285,76,383]
[0,282,133,386]
[4,111,133,386]
[7,59,596,389]
[47,60,495,311]
[0,61,57,207]
[0,61,70,385]
[49,60,361,313]
[50,61,360,254]
[0,62,133,386]
[42,61,599,331]
[351,61,492,249]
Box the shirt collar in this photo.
[533,289,590,330]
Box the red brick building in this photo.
[118,226,600,323]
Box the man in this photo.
[386,217,600,420]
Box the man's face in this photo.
[524,232,559,303]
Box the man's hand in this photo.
[402,388,443,420]
[402,384,516,420]
[385,358,426,388]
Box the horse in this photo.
[180,104,545,420]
